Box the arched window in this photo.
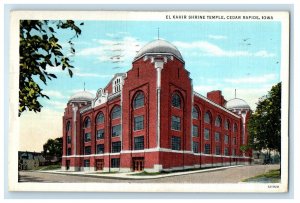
[96,112,104,124]
[215,116,222,127]
[224,119,230,130]
[66,121,71,132]
[204,111,211,124]
[192,106,199,119]
[84,117,91,128]
[233,123,238,132]
[111,105,121,119]
[171,93,181,108]
[133,92,144,109]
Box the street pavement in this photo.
[18,164,280,183]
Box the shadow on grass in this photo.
[242,169,281,183]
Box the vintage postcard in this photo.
[9,11,289,192]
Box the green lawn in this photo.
[34,164,61,171]
[242,169,281,183]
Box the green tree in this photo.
[43,137,63,160]
[247,82,281,156]
[19,20,83,116]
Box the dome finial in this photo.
[84,82,86,91]
[235,89,236,98]
[157,27,160,40]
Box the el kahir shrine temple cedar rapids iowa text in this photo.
[62,39,252,172]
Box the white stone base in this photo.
[119,167,131,172]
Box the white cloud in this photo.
[223,74,277,84]
[77,36,145,63]
[43,90,67,99]
[173,41,275,58]
[208,35,227,40]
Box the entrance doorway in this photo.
[66,160,70,170]
[133,158,144,171]
[96,159,104,171]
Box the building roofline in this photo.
[132,52,185,64]
[193,91,241,119]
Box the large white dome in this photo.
[225,98,250,110]
[69,91,94,102]
[134,39,183,61]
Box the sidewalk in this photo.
[39,165,244,180]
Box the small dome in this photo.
[135,39,183,61]
[225,98,250,110]
[69,91,94,102]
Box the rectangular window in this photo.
[232,149,236,156]
[84,159,90,167]
[192,125,198,137]
[204,128,210,140]
[84,132,91,142]
[134,136,144,150]
[215,132,220,142]
[67,148,71,156]
[233,137,236,145]
[215,146,221,155]
[224,135,229,144]
[171,136,181,150]
[134,116,144,131]
[111,158,120,168]
[112,124,121,137]
[193,141,199,153]
[67,135,71,144]
[171,116,181,131]
[112,141,121,153]
[204,144,211,154]
[96,144,104,154]
[84,146,91,155]
[224,148,229,156]
[96,129,105,139]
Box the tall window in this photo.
[232,149,236,156]
[111,158,120,168]
[215,116,221,127]
[193,141,199,153]
[67,135,71,144]
[233,123,238,132]
[171,136,181,150]
[96,112,104,124]
[96,144,104,154]
[84,146,91,155]
[133,92,144,109]
[204,128,210,140]
[112,141,121,153]
[134,116,144,131]
[111,106,121,119]
[204,144,211,154]
[224,135,229,144]
[204,112,211,124]
[215,132,220,142]
[84,132,91,142]
[172,93,181,108]
[224,119,230,130]
[215,146,221,155]
[84,117,91,128]
[96,129,104,139]
[193,125,198,137]
[233,137,236,145]
[67,148,71,156]
[66,121,71,132]
[84,160,90,167]
[192,106,199,119]
[134,136,144,150]
[224,148,229,156]
[171,116,181,130]
[112,124,121,137]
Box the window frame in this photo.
[171,93,181,108]
[96,129,105,140]
[111,106,121,120]
[134,136,144,150]
[84,132,91,142]
[84,146,91,155]
[133,92,145,109]
[111,124,121,137]
[171,115,181,131]
[204,144,211,154]
[171,136,181,150]
[204,112,211,124]
[204,128,210,140]
[134,115,144,131]
[192,125,199,137]
[192,106,199,119]
[111,141,121,153]
[96,144,104,154]
[96,112,105,124]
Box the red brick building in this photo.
[62,39,252,172]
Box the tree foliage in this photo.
[43,137,63,159]
[19,20,83,116]
[248,82,281,155]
